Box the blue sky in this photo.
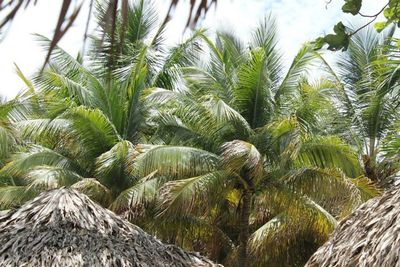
[0,0,383,99]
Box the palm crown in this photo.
[0,2,389,267]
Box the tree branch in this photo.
[358,3,388,18]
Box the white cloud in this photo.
[0,0,387,99]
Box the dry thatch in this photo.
[306,187,400,267]
[0,188,218,267]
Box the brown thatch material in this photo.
[306,187,400,267]
[0,188,218,267]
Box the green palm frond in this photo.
[217,31,245,66]
[298,135,361,177]
[110,170,160,213]
[144,87,184,105]
[95,140,134,177]
[15,64,36,95]
[156,99,230,149]
[157,171,227,217]
[382,130,400,157]
[192,32,240,104]
[152,29,204,90]
[16,119,71,142]
[250,15,282,85]
[71,178,112,206]
[145,213,235,259]
[40,69,95,107]
[0,144,80,178]
[283,167,378,215]
[64,106,121,157]
[0,186,39,209]
[35,35,112,116]
[34,34,86,74]
[0,98,28,165]
[205,97,252,137]
[129,145,220,178]
[221,140,263,184]
[25,166,84,190]
[0,120,15,165]
[248,188,337,266]
[92,0,159,71]
[235,47,274,128]
[267,116,302,162]
[275,44,316,105]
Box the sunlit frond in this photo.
[283,167,378,215]
[129,145,220,178]
[235,47,274,128]
[221,140,263,183]
[110,171,160,213]
[275,44,316,104]
[71,178,112,206]
[63,106,121,157]
[25,166,84,190]
[157,171,227,216]
[298,136,360,177]
[0,144,79,177]
[0,186,39,209]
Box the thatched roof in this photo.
[306,187,400,267]
[0,188,218,267]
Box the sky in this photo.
[0,0,384,99]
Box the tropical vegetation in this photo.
[0,1,399,266]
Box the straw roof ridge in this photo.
[305,186,400,267]
[0,187,218,267]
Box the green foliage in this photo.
[0,3,395,267]
[318,0,400,51]
[342,0,362,15]
[314,22,350,51]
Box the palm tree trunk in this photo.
[369,137,376,160]
[238,189,252,267]
[364,137,377,181]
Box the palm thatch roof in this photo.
[0,188,218,267]
[306,187,400,267]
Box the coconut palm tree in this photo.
[116,17,379,266]
[320,26,400,186]
[0,6,381,267]
[0,97,17,168]
[0,0,214,67]
[0,0,203,207]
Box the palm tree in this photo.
[320,26,400,186]
[0,0,214,67]
[0,0,203,207]
[0,97,17,168]
[0,6,381,267]
[118,17,378,266]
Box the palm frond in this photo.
[71,178,112,206]
[95,140,135,190]
[0,144,79,177]
[129,145,220,178]
[110,170,160,213]
[298,135,361,177]
[283,167,378,215]
[63,106,121,157]
[25,166,84,190]
[221,140,263,184]
[157,171,227,217]
[235,47,274,128]
[275,44,316,104]
[0,186,39,209]
[248,188,337,266]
